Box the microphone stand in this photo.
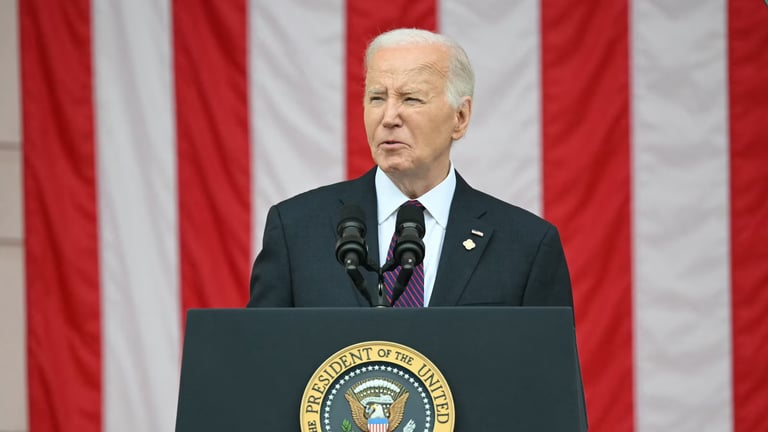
[373,274,389,308]
[343,257,372,306]
[375,259,415,308]
[367,256,390,308]
[344,256,418,308]
[341,252,403,308]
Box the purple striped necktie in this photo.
[383,200,425,307]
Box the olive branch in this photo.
[341,418,353,432]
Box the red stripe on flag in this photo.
[345,0,437,179]
[728,1,768,430]
[540,0,634,430]
[173,0,252,315]
[20,1,102,431]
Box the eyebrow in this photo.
[366,87,425,96]
[396,88,422,96]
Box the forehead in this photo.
[365,44,449,88]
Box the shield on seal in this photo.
[368,417,388,432]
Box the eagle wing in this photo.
[388,390,409,431]
[344,390,368,431]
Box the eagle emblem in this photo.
[344,378,409,432]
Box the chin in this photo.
[378,162,410,176]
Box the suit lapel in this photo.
[429,174,494,306]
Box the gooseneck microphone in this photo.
[335,205,374,306]
[335,203,426,307]
[387,204,426,306]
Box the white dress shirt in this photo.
[375,164,456,306]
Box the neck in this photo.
[384,162,450,199]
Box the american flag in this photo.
[19,0,767,431]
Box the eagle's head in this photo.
[366,403,387,419]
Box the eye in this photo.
[405,97,423,104]
[368,96,384,103]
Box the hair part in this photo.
[364,28,475,109]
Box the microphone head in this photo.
[335,204,368,266]
[337,205,367,237]
[393,203,426,266]
[395,204,425,238]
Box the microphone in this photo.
[335,205,368,267]
[388,204,426,306]
[393,204,426,268]
[335,205,373,306]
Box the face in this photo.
[364,44,471,186]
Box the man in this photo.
[248,28,572,308]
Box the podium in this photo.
[176,307,587,431]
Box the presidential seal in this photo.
[301,341,454,432]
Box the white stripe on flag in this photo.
[441,0,543,215]
[632,0,733,430]
[249,0,345,248]
[93,1,181,431]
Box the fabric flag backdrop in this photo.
[19,0,767,431]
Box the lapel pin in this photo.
[462,239,476,251]
[471,229,484,237]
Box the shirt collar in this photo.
[375,163,456,229]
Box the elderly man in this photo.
[248,28,572,308]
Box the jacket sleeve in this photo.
[521,225,574,307]
[247,205,294,307]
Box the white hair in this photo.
[364,28,475,109]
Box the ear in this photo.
[451,96,472,141]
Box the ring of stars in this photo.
[322,363,433,432]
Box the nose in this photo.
[382,99,402,128]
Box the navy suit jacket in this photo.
[248,167,573,308]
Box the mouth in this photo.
[380,140,405,147]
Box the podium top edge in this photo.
[187,306,573,312]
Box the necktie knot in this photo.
[402,199,424,211]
